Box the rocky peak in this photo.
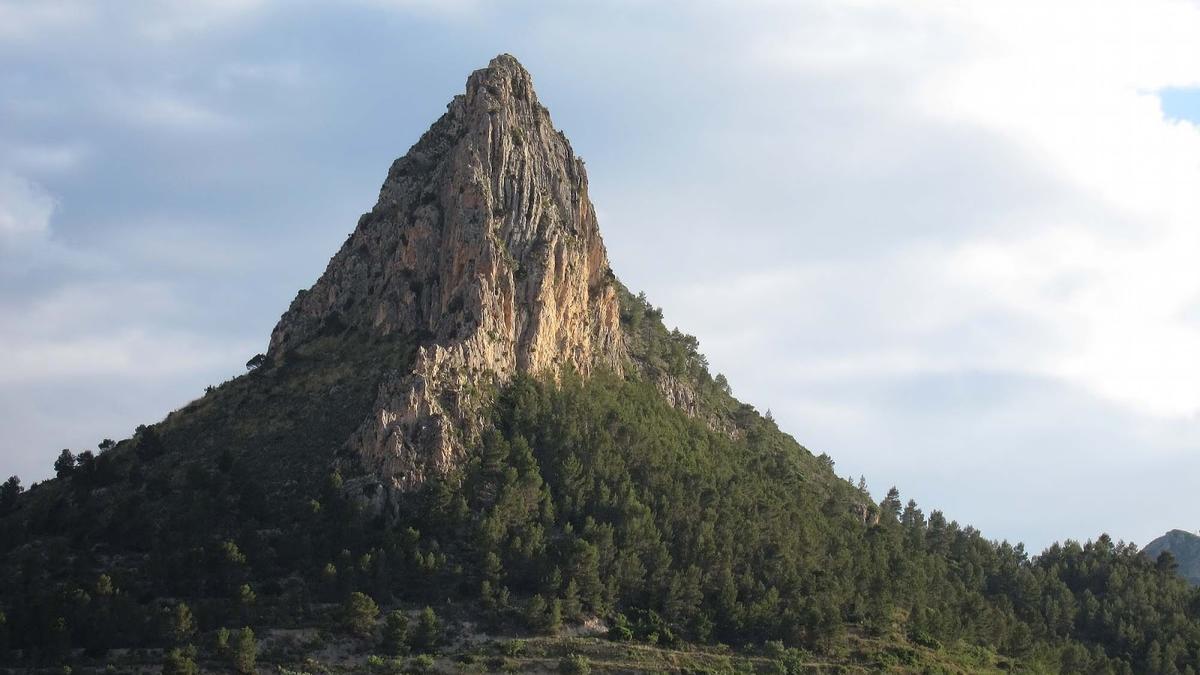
[1143,529,1200,586]
[270,54,625,494]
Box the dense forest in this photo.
[1,289,1199,674]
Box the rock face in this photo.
[1143,529,1200,586]
[269,54,625,492]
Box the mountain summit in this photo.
[271,55,624,493]
[4,55,1199,674]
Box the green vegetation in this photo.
[0,289,1198,673]
[559,652,592,674]
[167,602,196,645]
[381,609,410,656]
[161,645,199,675]
[232,626,257,674]
[345,591,381,638]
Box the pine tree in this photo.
[0,476,20,513]
[168,603,196,645]
[562,580,582,621]
[411,606,442,653]
[381,610,409,656]
[214,627,231,658]
[343,591,379,638]
[526,594,549,632]
[0,610,9,659]
[547,598,563,634]
[232,627,256,674]
[162,646,199,675]
[54,449,76,478]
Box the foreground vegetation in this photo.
[2,289,1199,673]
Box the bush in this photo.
[162,646,199,675]
[500,639,526,657]
[407,654,435,673]
[767,645,810,675]
[215,627,231,658]
[910,629,942,650]
[558,654,591,675]
[607,613,633,642]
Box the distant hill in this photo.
[1144,529,1200,585]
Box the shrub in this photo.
[215,627,231,657]
[607,613,633,642]
[162,646,199,675]
[408,654,435,673]
[558,654,591,675]
[500,639,526,657]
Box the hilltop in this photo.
[1144,530,1200,586]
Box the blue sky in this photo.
[3,0,1200,553]
[1162,87,1200,123]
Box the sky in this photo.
[2,0,1199,553]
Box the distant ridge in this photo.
[1144,529,1200,585]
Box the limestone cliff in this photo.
[269,55,625,492]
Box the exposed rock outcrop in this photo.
[654,373,742,439]
[269,55,625,492]
[1143,529,1200,586]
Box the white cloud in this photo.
[0,0,94,43]
[0,171,54,244]
[726,0,1200,420]
[99,88,241,133]
[132,0,272,41]
[3,142,90,173]
[214,61,307,90]
[0,282,252,383]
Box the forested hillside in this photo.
[3,287,1198,673]
[2,55,1199,674]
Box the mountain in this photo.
[3,54,1200,674]
[1144,530,1200,586]
[269,55,624,495]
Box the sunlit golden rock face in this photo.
[269,55,624,493]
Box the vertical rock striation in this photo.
[269,54,625,492]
